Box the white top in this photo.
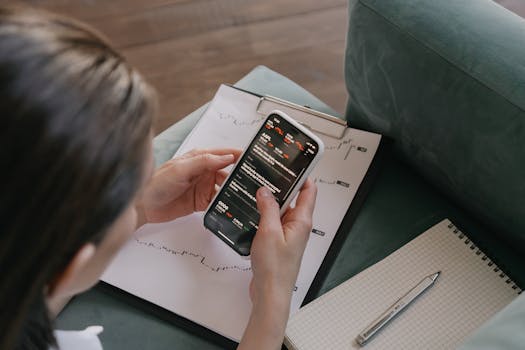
[51,326,103,350]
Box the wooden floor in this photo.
[9,0,348,134]
[5,0,525,134]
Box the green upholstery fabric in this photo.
[345,0,525,252]
[459,293,525,350]
[345,1,525,348]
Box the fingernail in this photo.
[259,187,271,197]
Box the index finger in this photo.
[174,152,236,181]
[179,148,242,161]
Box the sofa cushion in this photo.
[345,0,525,252]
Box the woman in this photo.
[0,7,316,350]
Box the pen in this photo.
[355,271,440,346]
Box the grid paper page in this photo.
[285,219,520,350]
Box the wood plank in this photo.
[85,0,346,49]
[6,0,346,48]
[121,7,346,78]
[7,0,190,21]
[116,7,347,132]
[149,39,347,133]
[0,0,349,134]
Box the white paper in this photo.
[54,326,104,350]
[102,85,381,341]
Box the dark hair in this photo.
[0,7,156,349]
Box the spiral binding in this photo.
[447,222,522,295]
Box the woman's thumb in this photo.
[256,187,280,229]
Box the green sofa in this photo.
[57,0,525,348]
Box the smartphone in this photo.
[203,110,324,256]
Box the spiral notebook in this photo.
[285,219,522,350]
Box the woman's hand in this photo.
[137,148,241,225]
[238,179,317,350]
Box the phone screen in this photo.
[204,113,319,255]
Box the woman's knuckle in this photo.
[184,149,199,157]
[301,217,313,231]
[200,153,211,163]
[304,219,312,231]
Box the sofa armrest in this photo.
[344,0,525,250]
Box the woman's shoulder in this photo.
[51,326,104,350]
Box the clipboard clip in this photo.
[255,95,347,139]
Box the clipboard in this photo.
[98,83,386,350]
[228,84,348,139]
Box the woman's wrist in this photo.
[239,289,292,350]
[252,284,292,335]
[253,283,291,314]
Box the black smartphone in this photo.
[203,110,324,256]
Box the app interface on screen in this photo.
[205,113,319,254]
